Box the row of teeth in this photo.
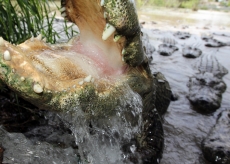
[33,74,95,93]
[21,74,94,94]
[0,38,93,94]
[0,37,43,94]
[78,75,94,85]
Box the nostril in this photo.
[198,97,210,105]
[200,100,209,105]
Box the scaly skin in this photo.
[0,0,171,163]
[188,54,228,113]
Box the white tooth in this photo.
[30,36,34,42]
[36,34,42,40]
[33,83,43,93]
[102,23,116,41]
[0,37,4,46]
[104,12,107,19]
[20,77,25,81]
[122,48,126,55]
[79,81,84,85]
[100,0,105,6]
[3,50,11,61]
[122,56,125,62]
[60,7,66,12]
[61,13,67,17]
[84,75,92,83]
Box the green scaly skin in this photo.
[103,0,144,66]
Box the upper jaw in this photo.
[61,0,144,67]
[0,0,151,110]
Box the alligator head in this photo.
[0,0,169,163]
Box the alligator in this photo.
[158,38,178,56]
[173,31,191,39]
[182,45,202,58]
[204,38,230,47]
[0,0,171,163]
[201,109,230,164]
[187,54,228,113]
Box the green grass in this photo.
[179,0,200,10]
[136,0,180,8]
[0,0,77,44]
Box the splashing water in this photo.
[0,85,143,164]
[59,85,143,164]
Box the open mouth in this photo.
[0,0,154,123]
[0,0,153,114]
[0,0,145,93]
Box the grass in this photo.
[0,0,78,44]
[178,0,200,11]
[136,0,181,8]
[136,0,230,11]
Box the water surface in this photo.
[140,8,230,164]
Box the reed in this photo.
[0,0,77,44]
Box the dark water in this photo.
[140,8,230,164]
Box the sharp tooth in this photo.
[20,77,25,81]
[84,75,92,83]
[0,37,4,46]
[102,23,116,41]
[79,81,84,85]
[36,34,42,40]
[122,49,126,55]
[30,36,34,42]
[33,83,43,93]
[100,0,105,6]
[122,56,125,62]
[104,12,107,19]
[59,7,66,13]
[3,50,11,61]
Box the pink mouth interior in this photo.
[69,35,127,79]
[60,0,128,79]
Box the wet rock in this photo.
[201,110,230,164]
[0,127,79,164]
[173,31,191,39]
